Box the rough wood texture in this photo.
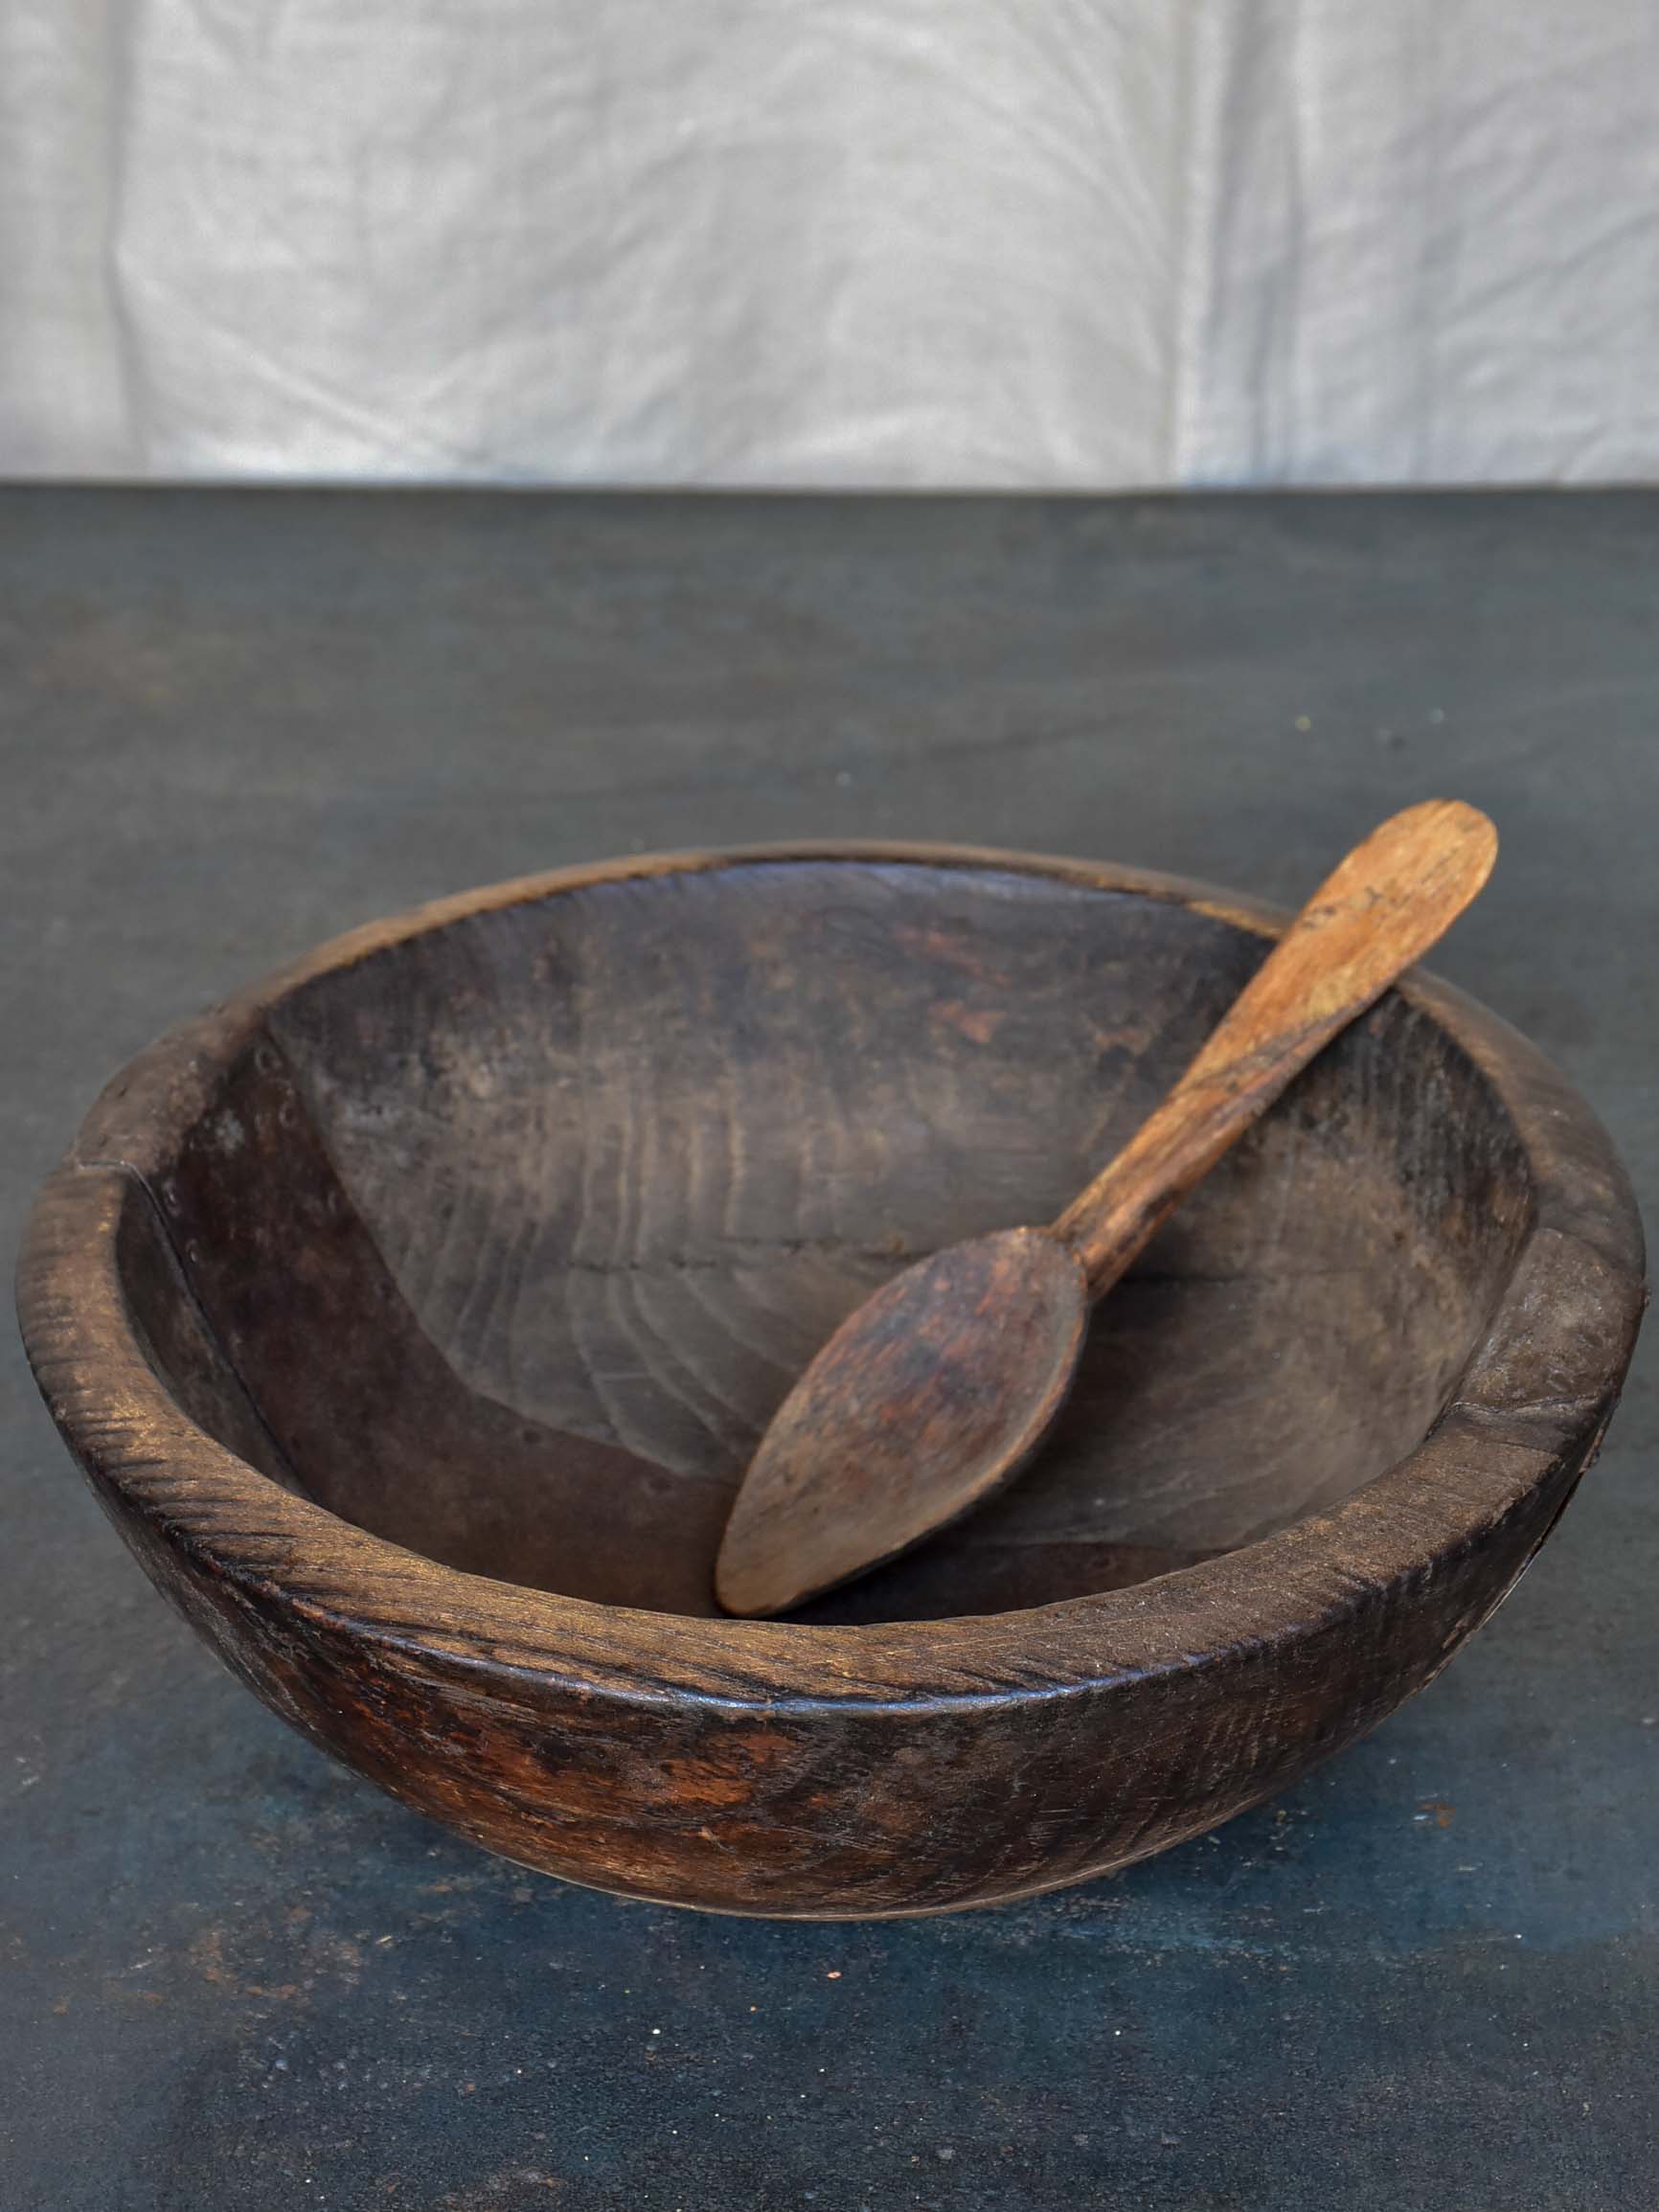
[716,1225,1089,1618]
[16,844,1645,1918]
[717,802,1497,1616]
[1053,800,1497,1287]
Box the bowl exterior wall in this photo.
[18,1168,1609,1914]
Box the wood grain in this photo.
[1054,800,1497,1290]
[15,843,1644,1916]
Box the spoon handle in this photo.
[1051,799,1497,1297]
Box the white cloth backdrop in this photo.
[4,1,1656,484]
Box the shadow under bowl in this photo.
[17,844,1644,1916]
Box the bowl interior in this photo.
[120,857,1534,1624]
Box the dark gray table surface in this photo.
[2,488,1654,2212]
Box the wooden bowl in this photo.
[18,845,1644,1919]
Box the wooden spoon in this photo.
[714,799,1498,1619]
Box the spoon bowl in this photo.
[715,1227,1087,1617]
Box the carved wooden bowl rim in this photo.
[20,843,1646,1716]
